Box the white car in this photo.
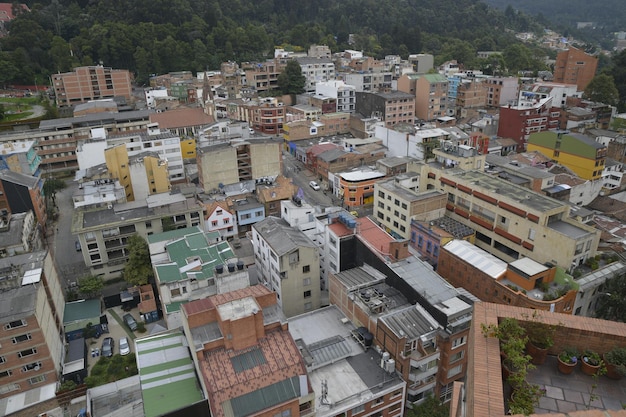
[119,337,130,356]
[309,181,321,191]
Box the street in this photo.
[282,151,341,209]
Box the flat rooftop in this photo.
[377,178,444,202]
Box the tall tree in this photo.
[594,273,626,322]
[123,235,153,286]
[78,275,104,298]
[584,74,619,106]
[277,60,306,96]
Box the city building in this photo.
[343,71,394,93]
[202,200,238,240]
[315,81,356,113]
[553,46,599,90]
[51,65,132,107]
[414,74,450,121]
[455,80,487,114]
[72,192,204,279]
[373,179,447,239]
[256,175,298,217]
[527,130,607,181]
[428,169,600,270]
[0,110,152,173]
[0,141,41,176]
[438,240,577,313]
[289,305,406,417]
[0,251,65,406]
[242,59,284,94]
[181,285,314,417]
[484,77,519,107]
[410,216,475,267]
[230,195,266,237]
[148,227,247,328]
[197,138,283,192]
[296,57,336,92]
[104,147,171,202]
[252,216,321,318]
[355,91,415,127]
[496,96,559,151]
[332,168,386,208]
[135,330,208,417]
[0,211,39,257]
[408,54,434,74]
[519,81,581,109]
[0,170,46,234]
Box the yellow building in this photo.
[180,138,196,159]
[105,145,171,201]
[527,131,606,181]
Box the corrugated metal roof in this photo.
[443,240,507,279]
[228,376,301,417]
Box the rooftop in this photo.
[253,216,316,256]
[377,178,444,202]
[136,331,204,417]
[443,240,507,279]
[63,299,102,324]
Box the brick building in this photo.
[553,46,599,90]
[52,65,132,107]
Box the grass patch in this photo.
[85,353,138,388]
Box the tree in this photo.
[43,177,66,206]
[595,273,626,322]
[405,394,449,417]
[584,73,619,106]
[123,234,153,286]
[78,275,104,298]
[277,60,305,96]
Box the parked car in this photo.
[101,337,114,357]
[123,313,138,331]
[119,337,130,356]
[75,240,81,251]
[309,181,321,191]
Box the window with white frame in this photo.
[452,335,466,348]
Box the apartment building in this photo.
[295,57,335,92]
[315,143,386,183]
[373,179,447,239]
[496,96,558,150]
[0,251,65,403]
[52,65,132,107]
[289,305,406,417]
[410,216,475,267]
[315,81,356,113]
[455,80,487,112]
[0,110,152,173]
[415,74,450,121]
[355,91,415,127]
[196,138,282,192]
[332,168,386,208]
[429,169,600,270]
[242,59,283,93]
[0,170,46,235]
[343,71,394,93]
[252,216,321,318]
[527,130,607,181]
[148,227,247,328]
[181,286,315,417]
[72,192,204,279]
[438,240,577,313]
[519,82,581,109]
[553,46,599,90]
[104,147,171,202]
[201,200,238,240]
[408,54,434,74]
[484,76,519,107]
[0,141,41,176]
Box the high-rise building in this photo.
[553,47,598,91]
[52,65,132,107]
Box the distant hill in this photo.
[482,0,626,31]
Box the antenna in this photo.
[320,380,331,405]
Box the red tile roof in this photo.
[357,217,394,257]
[149,108,214,129]
[0,3,29,22]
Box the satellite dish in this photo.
[34,365,40,371]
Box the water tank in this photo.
[236,260,245,270]
[363,331,374,347]
[385,359,396,373]
[382,352,391,361]
[347,219,356,229]
[227,263,236,273]
[215,264,224,274]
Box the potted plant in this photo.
[603,346,626,380]
[580,350,602,376]
[523,311,556,365]
[508,381,546,416]
[557,347,578,374]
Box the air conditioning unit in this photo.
[107,204,113,209]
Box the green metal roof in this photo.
[63,299,101,324]
[137,331,204,417]
[153,229,236,284]
[422,73,448,83]
[146,227,198,244]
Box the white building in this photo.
[296,57,335,92]
[76,124,185,181]
[519,82,581,108]
[315,81,356,113]
[375,125,469,160]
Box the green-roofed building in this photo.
[149,227,250,329]
[135,330,208,417]
[63,298,102,334]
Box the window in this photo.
[212,220,218,227]
[402,203,407,209]
[145,220,152,228]
[18,348,37,358]
[302,265,310,273]
[303,290,312,298]
[22,361,41,372]
[12,334,32,344]
[303,278,311,286]
[170,288,181,297]
[28,375,46,385]
[352,404,365,414]
[433,246,438,257]
[223,218,230,224]
[452,336,467,348]
[450,350,464,363]
[394,199,400,206]
[418,236,423,248]
[378,191,385,198]
[0,370,12,378]
[4,319,26,330]
[426,241,432,253]
[528,228,536,241]
[216,209,223,215]
[0,356,5,364]
[447,364,463,378]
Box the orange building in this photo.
[52,65,132,107]
[553,46,598,90]
[335,169,386,207]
